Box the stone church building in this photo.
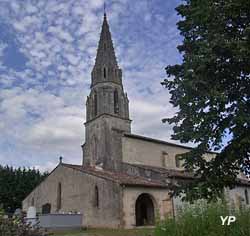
[23,13,250,228]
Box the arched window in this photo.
[42,203,51,214]
[162,152,168,167]
[31,198,34,206]
[94,185,99,208]
[245,189,249,205]
[94,93,98,116]
[57,182,62,211]
[103,67,106,79]
[114,90,119,114]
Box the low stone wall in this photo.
[38,214,83,230]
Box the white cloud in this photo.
[26,115,84,148]
[0,43,7,56]
[10,1,20,13]
[26,4,38,14]
[34,161,58,173]
[67,54,81,66]
[0,0,182,171]
[48,26,74,43]
[13,16,39,32]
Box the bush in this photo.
[155,202,250,236]
[0,209,50,236]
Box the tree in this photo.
[0,165,48,213]
[162,0,250,201]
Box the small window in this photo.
[57,182,62,211]
[31,198,35,206]
[114,90,119,114]
[162,152,168,167]
[175,156,181,168]
[245,189,249,205]
[94,186,99,208]
[103,67,106,78]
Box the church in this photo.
[23,12,250,229]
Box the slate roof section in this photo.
[62,163,168,188]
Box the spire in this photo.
[90,10,122,87]
[94,11,118,68]
[104,2,106,17]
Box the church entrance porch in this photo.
[135,193,155,226]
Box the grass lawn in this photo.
[52,228,154,236]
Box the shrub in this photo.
[0,209,50,236]
[155,202,250,236]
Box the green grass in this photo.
[52,228,154,236]
[51,202,250,236]
[155,202,250,236]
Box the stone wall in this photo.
[83,114,131,170]
[172,185,250,217]
[225,186,250,209]
[122,186,173,228]
[22,164,122,228]
[86,82,129,121]
[122,135,215,170]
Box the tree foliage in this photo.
[162,0,250,201]
[0,165,48,213]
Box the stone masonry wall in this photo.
[22,164,122,228]
[83,114,131,170]
[122,136,214,170]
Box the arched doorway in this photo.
[135,193,155,226]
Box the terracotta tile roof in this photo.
[236,178,250,186]
[62,163,250,187]
[127,163,250,186]
[62,163,167,188]
[126,163,195,179]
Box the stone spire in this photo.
[91,12,122,87]
[94,13,118,68]
[83,10,131,171]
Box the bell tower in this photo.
[82,12,131,171]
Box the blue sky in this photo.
[0,0,183,171]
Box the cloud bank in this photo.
[0,0,182,171]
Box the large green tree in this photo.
[0,165,48,213]
[162,0,250,201]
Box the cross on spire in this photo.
[104,2,106,16]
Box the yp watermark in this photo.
[220,216,236,225]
